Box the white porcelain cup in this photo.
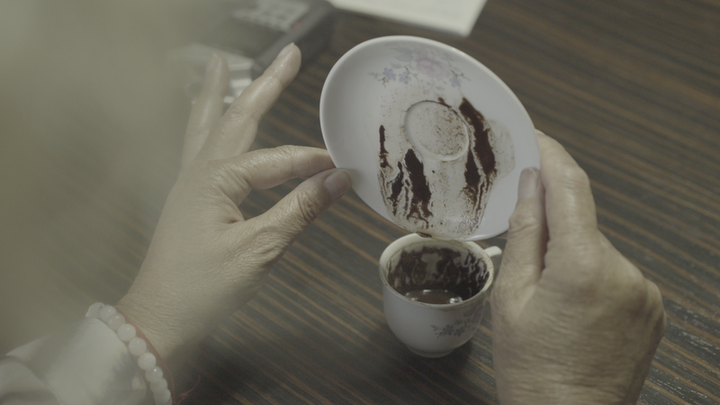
[379,234,501,358]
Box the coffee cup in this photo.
[379,234,501,358]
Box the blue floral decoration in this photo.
[382,67,396,81]
[369,44,468,89]
[430,302,485,339]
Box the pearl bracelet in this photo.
[86,303,173,405]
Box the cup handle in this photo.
[484,246,503,273]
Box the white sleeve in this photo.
[1,318,150,405]
[0,357,59,404]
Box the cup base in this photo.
[406,346,454,358]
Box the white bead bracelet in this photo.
[87,303,173,405]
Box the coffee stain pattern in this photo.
[377,97,515,239]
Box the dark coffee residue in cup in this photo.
[387,246,489,301]
[378,97,497,227]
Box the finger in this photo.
[245,168,352,248]
[183,54,229,166]
[199,43,301,160]
[646,279,667,336]
[494,167,547,306]
[536,131,598,247]
[217,146,336,205]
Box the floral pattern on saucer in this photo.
[369,45,469,91]
[431,302,485,338]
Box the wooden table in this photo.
[1,1,718,404]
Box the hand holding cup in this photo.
[491,131,666,404]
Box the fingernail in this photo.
[517,167,540,203]
[324,169,352,200]
[206,53,221,75]
[276,43,296,61]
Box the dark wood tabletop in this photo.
[1,0,719,404]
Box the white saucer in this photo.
[320,36,540,241]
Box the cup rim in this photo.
[378,234,495,308]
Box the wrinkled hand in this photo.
[491,131,666,404]
[117,45,351,368]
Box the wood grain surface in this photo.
[1,0,718,404]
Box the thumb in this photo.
[493,167,547,307]
[245,168,352,251]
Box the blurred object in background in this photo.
[327,0,488,37]
[166,0,335,104]
[0,0,195,353]
[0,0,336,353]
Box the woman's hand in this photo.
[491,131,666,404]
[116,45,352,368]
